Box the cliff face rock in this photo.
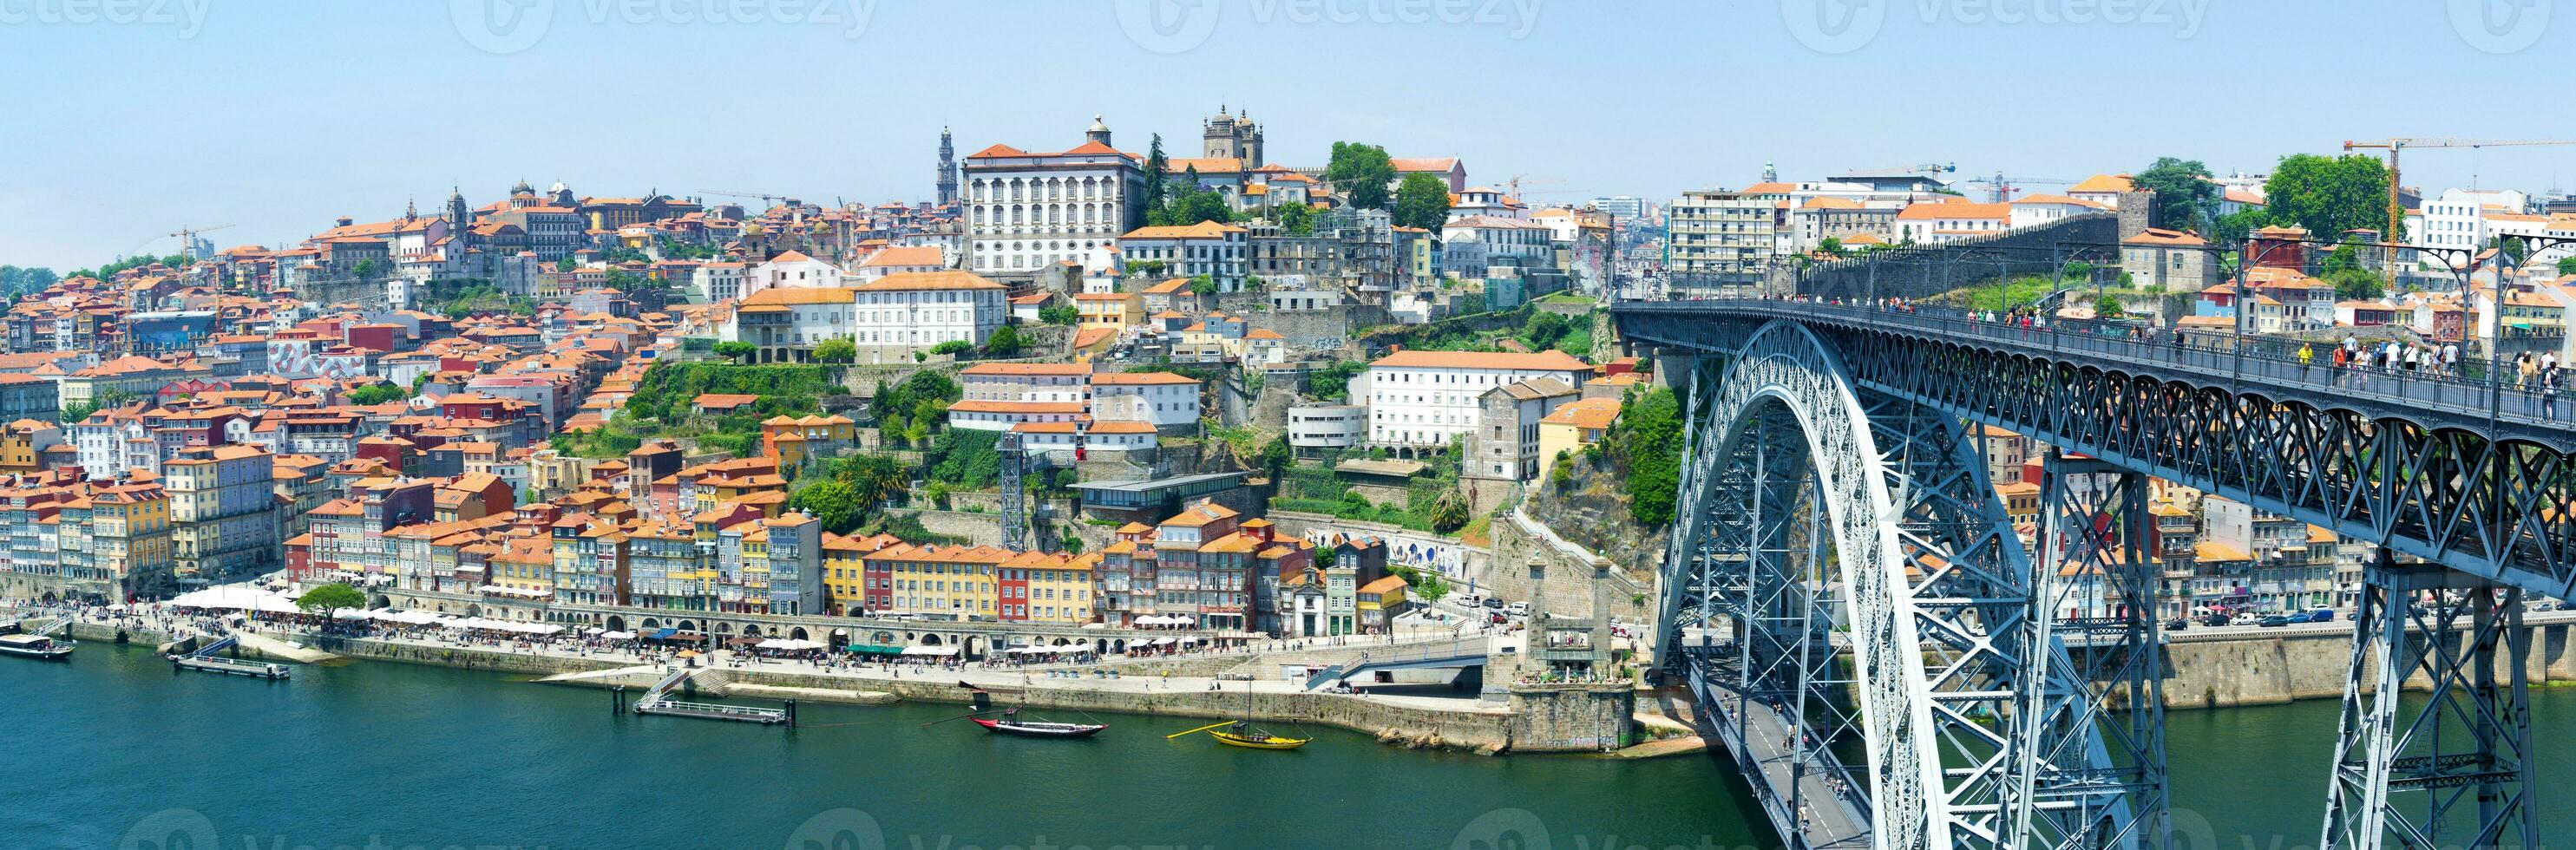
[1520,454,1665,576]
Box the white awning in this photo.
[167,587,304,614]
[901,646,960,657]
[602,631,638,640]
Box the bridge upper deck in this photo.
[1616,298,2574,452]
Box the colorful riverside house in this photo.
[548,514,628,608]
[821,532,901,616]
[1356,574,1410,633]
[627,519,710,611]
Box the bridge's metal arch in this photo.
[1659,322,2160,850]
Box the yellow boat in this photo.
[1167,719,1311,749]
[1210,722,1308,750]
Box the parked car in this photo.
[2303,607,2336,623]
[2204,614,2232,628]
[2258,615,2291,628]
[2166,618,2190,631]
[1481,598,1504,610]
[2231,613,2260,627]
[1504,601,1531,617]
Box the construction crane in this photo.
[698,188,792,207]
[1963,173,2087,204]
[1917,162,1958,175]
[152,224,232,262]
[2342,137,2576,241]
[1505,174,1563,199]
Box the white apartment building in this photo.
[1090,371,1202,428]
[1894,200,2012,245]
[959,362,1094,403]
[1117,221,1248,291]
[1665,187,1786,285]
[1364,350,1590,448]
[854,245,946,282]
[2008,194,2108,229]
[963,118,1150,277]
[2415,188,2533,254]
[742,251,843,299]
[847,270,1009,362]
[1440,216,1555,278]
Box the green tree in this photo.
[1817,237,1847,258]
[2213,207,2272,246]
[2094,295,2124,319]
[1258,435,1293,481]
[1617,388,1685,526]
[555,257,578,272]
[1324,141,1397,209]
[1038,304,1078,325]
[788,480,865,533]
[1140,134,1170,213]
[1275,201,1314,235]
[295,583,367,615]
[1428,489,1471,533]
[2265,154,2395,240]
[1393,173,1452,232]
[1309,360,1367,402]
[1189,274,1218,297]
[2559,257,2576,277]
[712,341,757,362]
[350,258,382,280]
[2134,157,2218,232]
[2327,268,2387,301]
[59,401,97,423]
[931,339,973,356]
[812,337,856,363]
[986,324,1024,356]
[345,382,410,405]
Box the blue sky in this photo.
[4,0,2571,270]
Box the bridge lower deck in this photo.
[1688,651,1870,849]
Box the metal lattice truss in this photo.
[2321,560,2537,850]
[1815,328,2576,599]
[1656,323,2157,850]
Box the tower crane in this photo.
[161,224,233,261]
[698,188,792,207]
[1506,174,1563,199]
[2342,137,2576,240]
[1964,173,2087,204]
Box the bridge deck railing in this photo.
[1626,298,2571,441]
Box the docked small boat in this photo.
[1210,722,1308,750]
[0,632,74,660]
[944,683,1106,738]
[972,709,1107,738]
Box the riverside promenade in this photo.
[5,596,1640,753]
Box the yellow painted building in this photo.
[1073,291,1144,330]
[1536,396,1621,468]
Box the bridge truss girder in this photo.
[1658,323,2160,850]
[2321,559,2536,850]
[1810,324,2576,603]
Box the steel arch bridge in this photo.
[1619,299,2566,850]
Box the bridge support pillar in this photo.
[2321,558,2535,850]
[2022,452,2166,849]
